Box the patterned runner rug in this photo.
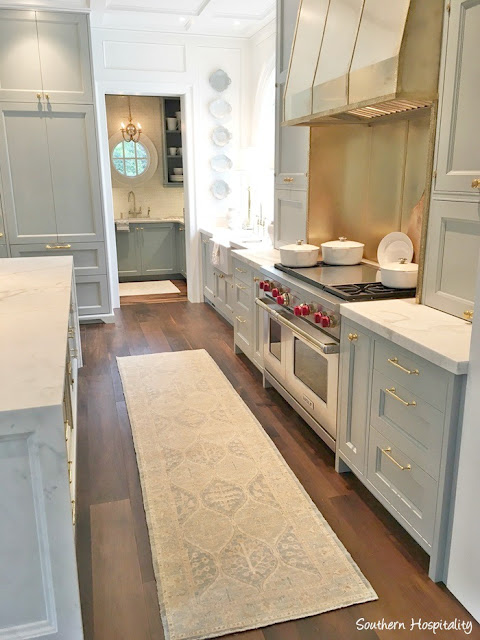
[117,350,377,640]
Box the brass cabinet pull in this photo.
[218,273,225,279]
[67,460,73,484]
[235,267,247,273]
[178,226,184,232]
[236,283,247,290]
[0,232,3,237]
[472,178,480,189]
[64,420,70,441]
[45,93,50,100]
[381,447,411,471]
[348,333,358,342]
[385,387,416,407]
[68,327,75,338]
[45,244,71,249]
[253,276,260,282]
[283,176,294,183]
[71,500,76,526]
[36,93,42,99]
[387,357,419,375]
[463,310,474,321]
[236,316,246,323]
[202,239,209,244]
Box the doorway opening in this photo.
[105,94,187,305]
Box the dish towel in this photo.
[211,240,220,267]
[116,220,130,232]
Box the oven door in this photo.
[285,328,338,439]
[262,301,287,383]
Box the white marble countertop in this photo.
[0,256,73,412]
[341,299,472,375]
[231,247,281,269]
[115,217,184,224]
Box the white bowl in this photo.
[173,168,183,175]
[381,260,418,289]
[279,240,319,268]
[321,237,364,265]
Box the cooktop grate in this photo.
[324,282,416,302]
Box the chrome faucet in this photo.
[127,191,142,217]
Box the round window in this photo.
[112,140,150,177]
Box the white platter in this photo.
[211,179,231,199]
[210,154,233,172]
[377,232,413,266]
[209,98,232,119]
[209,69,232,92]
[211,125,232,147]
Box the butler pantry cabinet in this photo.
[423,0,480,320]
[0,9,110,318]
[274,0,309,247]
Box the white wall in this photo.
[90,26,250,306]
[447,258,480,623]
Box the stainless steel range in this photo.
[255,262,416,451]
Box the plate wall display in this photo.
[209,69,232,92]
[209,98,232,120]
[211,179,231,199]
[210,154,233,172]
[212,126,232,147]
[377,232,414,265]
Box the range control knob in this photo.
[271,287,280,298]
[263,281,271,292]
[301,304,311,316]
[277,295,285,305]
[294,305,303,316]
[259,281,265,290]
[320,314,331,328]
[314,312,323,324]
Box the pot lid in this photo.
[281,240,320,252]
[382,259,419,273]
[321,236,364,249]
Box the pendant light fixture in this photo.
[120,96,142,143]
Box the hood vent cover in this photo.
[284,0,443,125]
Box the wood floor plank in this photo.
[91,499,151,640]
[77,301,480,640]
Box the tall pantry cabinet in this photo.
[274,0,310,247]
[0,10,110,318]
[423,0,480,320]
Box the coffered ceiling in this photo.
[5,0,276,37]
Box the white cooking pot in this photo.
[279,240,320,268]
[321,237,364,265]
[381,259,418,289]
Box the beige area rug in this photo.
[119,280,180,297]
[117,350,377,640]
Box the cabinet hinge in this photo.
[432,169,437,186]
[446,3,451,14]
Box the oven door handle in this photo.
[255,298,339,355]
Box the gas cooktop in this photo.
[273,262,416,301]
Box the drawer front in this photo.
[10,242,107,276]
[233,260,252,286]
[275,172,308,190]
[234,280,252,314]
[374,339,448,411]
[367,428,438,546]
[371,370,444,479]
[76,275,110,316]
[235,312,253,354]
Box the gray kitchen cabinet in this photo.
[336,318,466,582]
[434,0,480,196]
[0,10,92,104]
[276,0,301,84]
[275,83,309,190]
[213,271,234,323]
[336,321,373,477]
[0,245,7,258]
[10,242,107,277]
[177,224,186,277]
[232,259,264,371]
[116,223,178,279]
[201,234,215,302]
[0,103,104,245]
[274,188,308,247]
[76,275,110,316]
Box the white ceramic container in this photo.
[381,259,418,289]
[279,240,320,267]
[166,117,177,131]
[321,237,364,265]
[173,168,183,175]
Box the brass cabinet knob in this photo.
[472,179,480,189]
[348,333,358,342]
[283,176,294,183]
[36,93,41,99]
[45,93,50,100]
[253,276,260,282]
[463,310,474,321]
[0,232,3,238]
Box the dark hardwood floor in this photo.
[76,300,479,640]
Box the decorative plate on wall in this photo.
[209,69,232,92]
[211,180,231,200]
[209,98,232,120]
[210,154,233,172]
[211,126,232,147]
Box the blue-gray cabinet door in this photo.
[116,225,141,277]
[177,224,186,276]
[0,102,58,244]
[140,223,176,275]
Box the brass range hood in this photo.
[284,0,444,125]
